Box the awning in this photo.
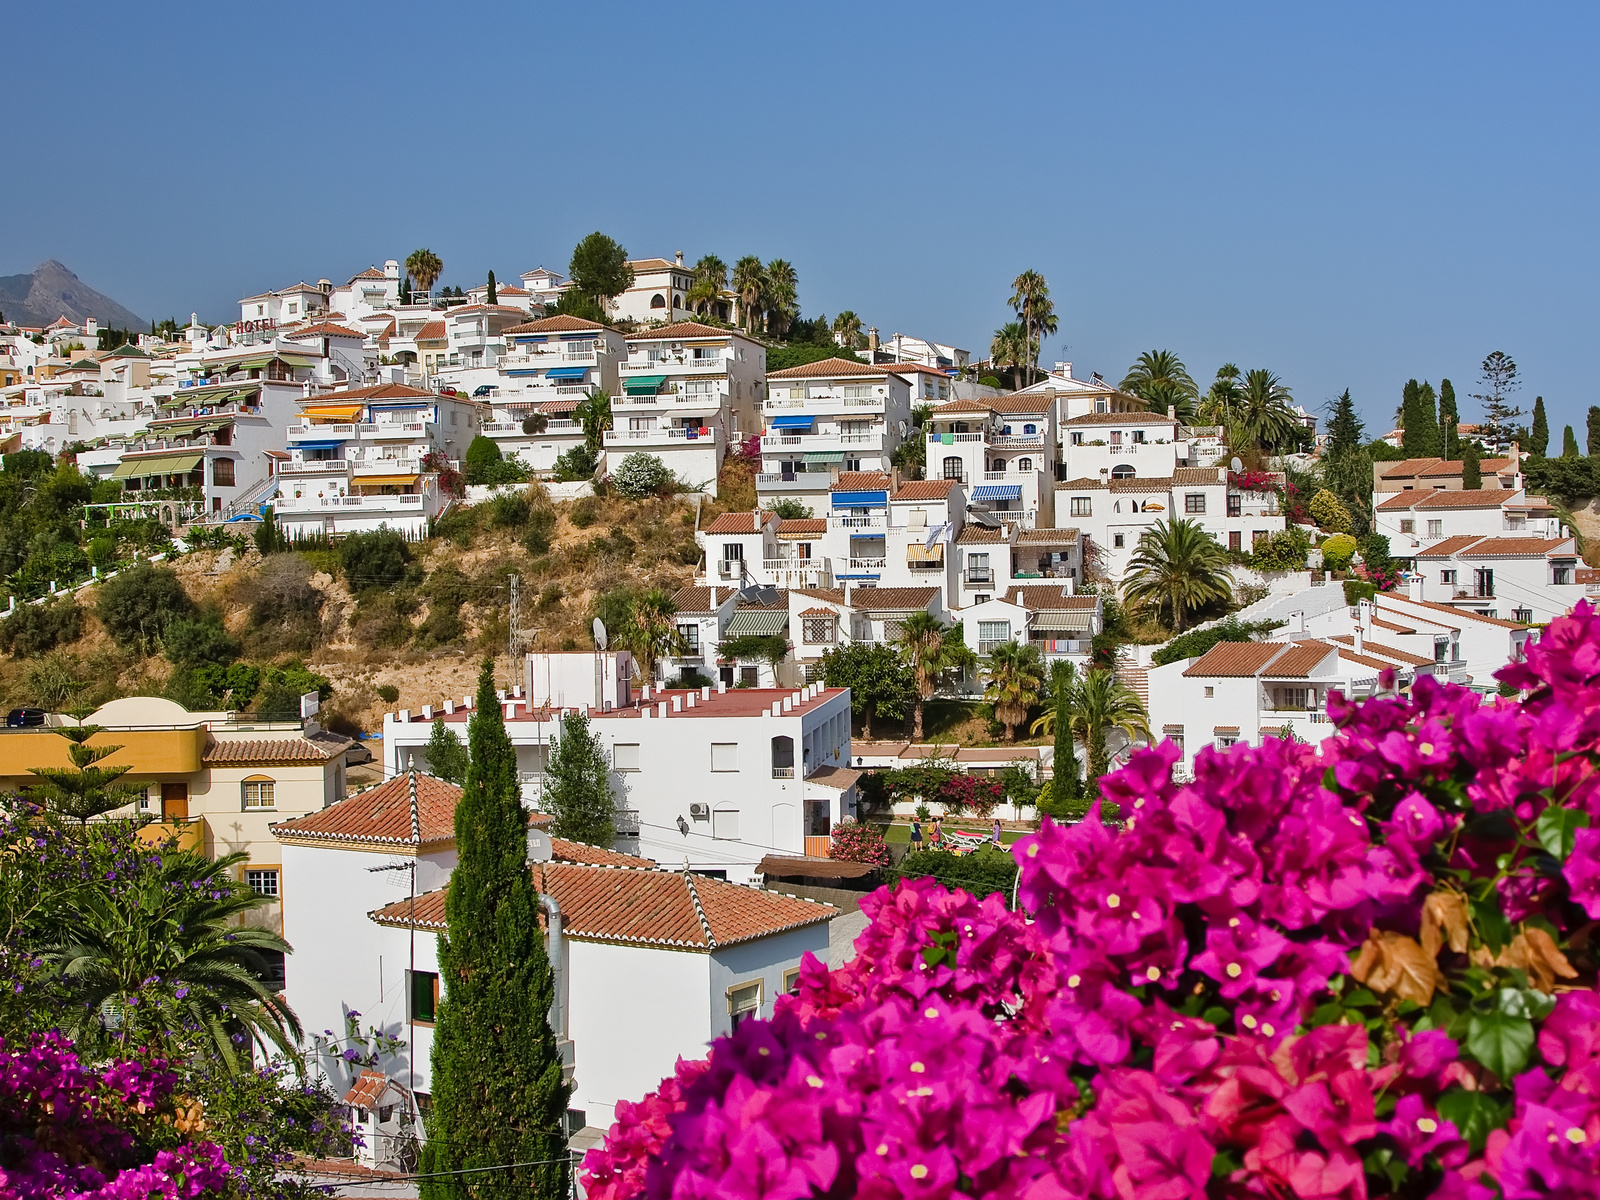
[770,415,815,430]
[832,490,888,508]
[545,366,589,380]
[803,450,844,463]
[111,453,204,479]
[973,484,1023,501]
[724,609,790,637]
[354,474,420,488]
[303,403,364,419]
[513,335,548,343]
[152,418,229,438]
[290,439,347,451]
[369,402,430,411]
[907,543,945,563]
[1031,611,1093,632]
[622,374,667,394]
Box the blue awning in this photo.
[770,415,815,430]
[513,335,548,343]
[506,369,539,377]
[290,440,346,450]
[832,490,888,508]
[370,402,430,411]
[545,366,589,380]
[973,484,1023,501]
[558,332,594,341]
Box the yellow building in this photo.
[0,697,351,937]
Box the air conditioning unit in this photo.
[718,559,739,578]
[689,803,710,820]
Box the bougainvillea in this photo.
[829,822,891,867]
[585,601,1600,1200]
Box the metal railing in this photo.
[965,569,994,584]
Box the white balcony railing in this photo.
[832,515,884,529]
[277,459,349,475]
[848,558,887,571]
[289,423,355,438]
[927,432,984,443]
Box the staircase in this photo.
[1114,646,1149,711]
[203,473,281,524]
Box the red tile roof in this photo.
[831,472,892,492]
[273,771,462,848]
[892,479,959,501]
[671,587,722,614]
[628,322,737,341]
[1265,641,1340,677]
[1173,466,1228,486]
[288,322,365,340]
[550,838,656,868]
[342,1070,396,1106]
[1062,411,1177,426]
[202,734,348,765]
[767,358,886,380]
[503,315,608,334]
[306,382,435,403]
[956,525,1008,544]
[1416,535,1487,558]
[1004,586,1099,610]
[414,321,447,342]
[346,267,388,284]
[1326,635,1434,667]
[1379,489,1520,511]
[852,586,940,613]
[371,864,836,948]
[1109,476,1178,495]
[773,517,827,535]
[703,511,770,534]
[932,394,1053,415]
[1458,537,1575,558]
[1182,641,1283,677]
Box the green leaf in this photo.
[1470,895,1512,954]
[1465,1010,1535,1081]
[1536,805,1589,861]
[1343,987,1380,1008]
[1437,1089,1511,1154]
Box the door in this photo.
[1229,531,1241,552]
[161,782,189,821]
[770,802,797,852]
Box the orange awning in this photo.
[303,403,364,420]
[354,474,419,488]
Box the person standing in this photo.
[931,816,943,848]
[910,816,923,851]
[992,817,1003,844]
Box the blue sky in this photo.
[4,2,1596,437]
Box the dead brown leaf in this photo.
[1493,928,1579,993]
[1421,891,1470,960]
[1350,929,1443,1006]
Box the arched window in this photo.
[771,736,795,779]
[1023,423,1037,435]
[1111,464,1135,479]
[650,293,666,309]
[241,775,275,811]
[991,459,1006,472]
[943,456,964,481]
[1002,425,1013,435]
[672,293,683,308]
[1018,457,1033,472]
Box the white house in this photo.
[925,395,1057,529]
[1374,488,1560,554]
[757,358,912,508]
[1413,535,1583,625]
[609,255,697,325]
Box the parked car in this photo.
[472,384,498,398]
[6,708,46,728]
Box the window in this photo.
[613,743,640,771]
[211,458,235,487]
[1514,607,1533,623]
[1274,687,1310,711]
[1018,457,1032,472]
[802,616,836,644]
[1111,464,1134,479]
[1434,637,1450,663]
[1071,432,1084,445]
[771,736,794,778]
[242,777,275,810]
[1227,495,1242,517]
[711,743,738,772]
[1400,519,1415,534]
[1023,423,1037,436]
[1228,531,1241,551]
[712,807,740,839]
[1474,568,1494,597]
[783,968,802,995]
[246,868,279,897]
[678,623,699,652]
[966,553,991,583]
[1553,563,1575,586]
[1216,735,1239,750]
[409,970,439,1024]
[1185,493,1206,514]
[1204,686,1215,698]
[1070,496,1092,517]
[1094,399,1108,413]
[978,621,1011,653]
[1133,430,1146,444]
[650,293,666,308]
[1427,520,1443,538]
[1110,431,1122,446]
[1113,533,1125,549]
[1440,570,1457,586]
[727,980,761,1030]
[723,543,743,561]
[942,456,964,481]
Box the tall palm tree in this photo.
[763,259,798,337]
[1123,518,1234,632]
[1198,363,1243,426]
[574,388,613,456]
[1234,368,1299,452]
[1073,668,1150,786]
[625,588,684,682]
[1009,270,1054,375]
[406,248,443,297]
[50,848,301,1069]
[983,640,1046,742]
[1119,351,1198,411]
[990,323,1029,391]
[687,255,727,316]
[731,256,767,335]
[832,311,865,350]
[895,612,976,740]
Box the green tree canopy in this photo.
[1530,396,1549,456]
[1589,406,1600,457]
[983,641,1045,743]
[1122,518,1233,632]
[568,233,633,306]
[543,711,615,847]
[425,717,469,784]
[94,565,194,654]
[819,643,914,739]
[1325,388,1364,455]
[1563,425,1581,458]
[405,249,442,294]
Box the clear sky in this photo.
[4,2,1596,438]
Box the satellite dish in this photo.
[592,618,608,651]
[1230,457,1243,473]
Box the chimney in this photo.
[709,585,717,607]
[1168,405,1176,420]
[675,250,684,266]
[843,579,853,604]
[1290,610,1305,635]
[1353,626,1365,655]
[1408,574,1425,603]
[868,327,880,352]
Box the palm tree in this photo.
[1123,518,1234,632]
[1009,271,1054,375]
[625,588,684,682]
[1232,368,1299,453]
[574,388,613,456]
[50,848,301,1069]
[832,311,865,350]
[1119,351,1198,411]
[990,323,1029,391]
[983,641,1046,742]
[1198,363,1243,426]
[688,255,727,316]
[731,256,767,335]
[406,249,443,297]
[895,612,977,740]
[763,259,798,337]
[1074,668,1150,787]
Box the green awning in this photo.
[151,418,231,439]
[724,609,790,636]
[111,453,204,480]
[622,374,667,395]
[803,451,845,463]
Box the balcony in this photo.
[1033,638,1090,656]
[772,767,795,779]
[360,421,432,439]
[275,493,428,513]
[990,434,1044,448]
[755,472,831,491]
[762,559,829,588]
[982,470,1010,480]
[831,514,885,529]
[964,569,995,585]
[603,426,720,448]
[621,357,726,374]
[288,423,355,440]
[847,557,886,572]
[927,432,984,444]
[278,459,349,475]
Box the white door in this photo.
[770,803,797,853]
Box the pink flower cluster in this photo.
[586,601,1600,1200]
[0,1033,233,1199]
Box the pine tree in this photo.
[24,710,147,826]
[1589,406,1600,457]
[1461,440,1482,490]
[421,661,569,1200]
[424,717,469,785]
[1438,379,1460,458]
[1530,396,1550,457]
[542,712,616,847]
[486,270,498,307]
[1325,388,1363,455]
[1563,425,1581,459]
[1471,351,1522,453]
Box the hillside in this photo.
[0,259,145,330]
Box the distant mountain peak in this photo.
[0,260,145,331]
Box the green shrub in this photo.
[95,565,194,653]
[252,662,332,720]
[1319,532,1358,572]
[245,555,324,656]
[524,506,556,555]
[611,453,677,500]
[568,497,599,529]
[463,436,504,486]
[0,599,84,657]
[1151,616,1279,667]
[338,528,409,593]
[553,446,598,483]
[376,684,400,703]
[763,498,812,519]
[894,844,1017,899]
[1343,579,1379,605]
[162,611,239,667]
[1248,527,1312,571]
[486,490,530,529]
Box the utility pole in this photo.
[508,572,521,693]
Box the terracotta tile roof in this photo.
[703,511,770,534]
[1402,598,1528,628]
[1458,537,1576,557]
[347,267,388,283]
[1213,726,1241,734]
[734,589,789,611]
[287,322,364,340]
[1173,466,1228,486]
[1372,617,1418,634]
[202,734,349,765]
[1004,586,1099,610]
[767,357,886,380]
[311,381,436,402]
[1375,598,1460,631]
[370,864,836,949]
[1326,635,1433,667]
[628,322,734,341]
[1062,411,1177,426]
[1378,457,1444,479]
[882,362,951,376]
[804,764,862,791]
[891,479,960,501]
[503,315,608,334]
[1380,488,1521,511]
[956,525,1008,544]
[1109,476,1177,495]
[627,257,684,272]
[1416,535,1486,558]
[773,517,827,534]
[414,321,447,342]
[1263,641,1338,677]
[1376,491,1424,511]
[793,587,847,604]
[446,304,527,317]
[831,472,892,492]
[852,586,939,613]
[1015,527,1079,543]
[343,1070,395,1107]
[550,838,656,868]
[798,606,838,617]
[931,395,1052,415]
[495,285,530,295]
[1182,641,1282,677]
[757,855,877,879]
[1339,648,1407,671]
[671,587,723,614]
[1057,477,1109,490]
[274,771,461,848]
[1379,457,1511,479]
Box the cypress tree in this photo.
[1563,425,1581,459]
[1400,380,1440,457]
[421,661,569,1200]
[1530,396,1549,456]
[1326,388,1363,455]
[1439,379,1459,457]
[1045,662,1080,816]
[1461,440,1482,490]
[487,270,498,306]
[1590,406,1600,457]
[1418,382,1440,457]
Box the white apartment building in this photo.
[325,262,403,320]
[237,280,332,328]
[282,321,373,388]
[1374,487,1561,554]
[1374,455,1519,495]
[1058,410,1191,480]
[663,586,741,686]
[1412,535,1583,625]
[886,361,954,407]
[606,323,766,495]
[422,304,532,392]
[863,331,969,373]
[756,358,912,509]
[495,314,621,400]
[925,395,1057,528]
[609,255,696,325]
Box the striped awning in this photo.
[803,451,844,463]
[907,543,944,563]
[111,453,204,479]
[724,609,790,636]
[304,403,364,419]
[354,474,420,488]
[1030,610,1093,632]
[973,484,1023,501]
